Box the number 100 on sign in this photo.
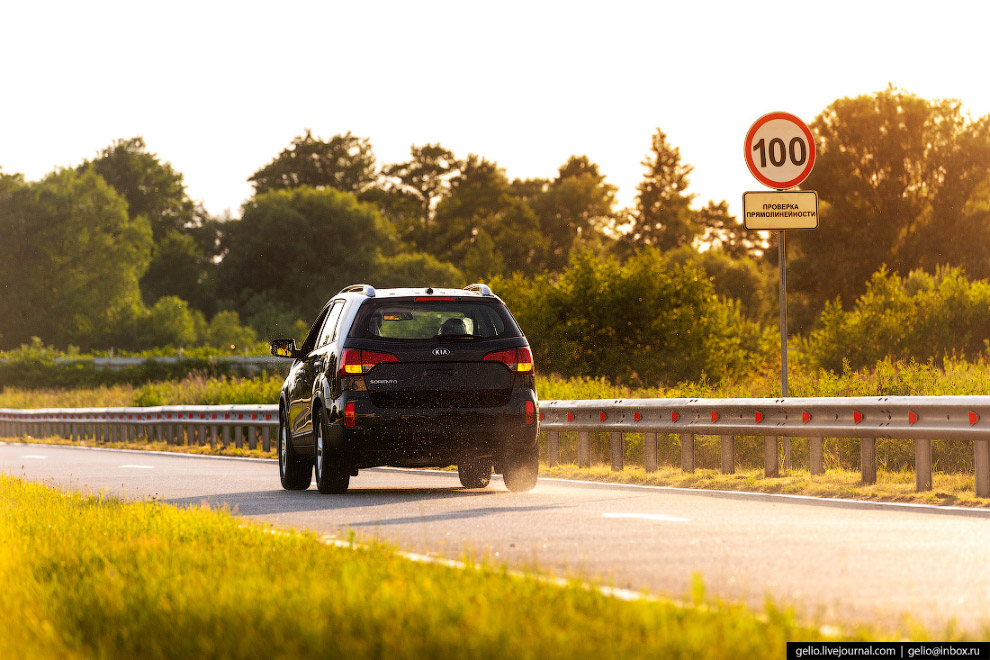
[744,112,816,190]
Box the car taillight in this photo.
[344,402,356,428]
[341,349,398,375]
[483,347,534,373]
[524,400,536,426]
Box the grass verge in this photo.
[0,475,938,659]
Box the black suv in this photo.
[270,284,539,494]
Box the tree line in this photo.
[1,86,989,385]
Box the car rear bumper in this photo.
[334,388,539,468]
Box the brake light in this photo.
[524,400,536,426]
[341,349,398,375]
[344,402,356,428]
[483,347,535,373]
[414,297,455,301]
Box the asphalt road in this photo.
[3,442,989,634]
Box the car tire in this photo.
[278,409,312,490]
[502,446,538,492]
[458,459,492,489]
[314,406,350,494]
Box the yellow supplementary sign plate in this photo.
[742,190,819,230]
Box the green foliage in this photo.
[618,129,698,253]
[789,87,990,331]
[249,130,378,195]
[667,246,776,323]
[218,186,397,324]
[372,252,464,288]
[494,249,772,386]
[141,296,201,348]
[83,136,198,241]
[800,266,990,371]
[141,230,216,312]
[0,167,152,350]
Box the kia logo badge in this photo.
[432,347,451,357]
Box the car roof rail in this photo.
[464,283,493,296]
[340,284,376,298]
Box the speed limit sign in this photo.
[744,112,816,189]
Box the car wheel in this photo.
[457,459,492,489]
[314,406,350,494]
[278,409,312,490]
[502,446,538,492]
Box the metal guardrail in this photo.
[539,396,990,497]
[0,405,278,451]
[2,396,989,497]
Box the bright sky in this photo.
[3,1,988,221]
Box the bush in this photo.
[494,249,773,386]
[801,266,990,371]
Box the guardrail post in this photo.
[764,436,779,478]
[680,434,695,473]
[783,437,791,471]
[644,432,658,473]
[809,437,824,475]
[548,431,560,467]
[262,426,270,452]
[577,431,590,468]
[235,425,244,449]
[975,439,990,498]
[610,432,623,471]
[861,438,877,485]
[210,424,219,449]
[720,435,735,474]
[915,438,932,492]
[222,425,231,449]
[248,425,258,450]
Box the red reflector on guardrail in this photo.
[802,412,811,423]
[599,412,607,422]
[908,412,918,425]
[567,413,574,422]
[755,411,764,423]
[634,412,642,422]
[672,411,679,422]
[854,411,864,424]
[711,411,720,422]
[970,412,980,425]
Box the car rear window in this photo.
[350,301,522,340]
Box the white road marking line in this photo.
[22,455,47,459]
[120,465,155,469]
[603,512,690,523]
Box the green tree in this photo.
[249,130,377,195]
[217,186,397,323]
[789,87,990,329]
[139,296,201,348]
[432,156,548,276]
[378,144,462,246]
[514,156,618,272]
[84,137,220,311]
[0,168,152,349]
[618,129,698,254]
[141,230,215,312]
[204,310,258,351]
[84,137,198,241]
[373,252,464,288]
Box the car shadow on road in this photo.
[162,484,565,518]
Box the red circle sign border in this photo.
[744,111,816,190]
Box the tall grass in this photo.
[0,475,900,660]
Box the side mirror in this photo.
[270,338,299,359]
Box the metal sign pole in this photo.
[779,229,791,471]
[779,229,788,398]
